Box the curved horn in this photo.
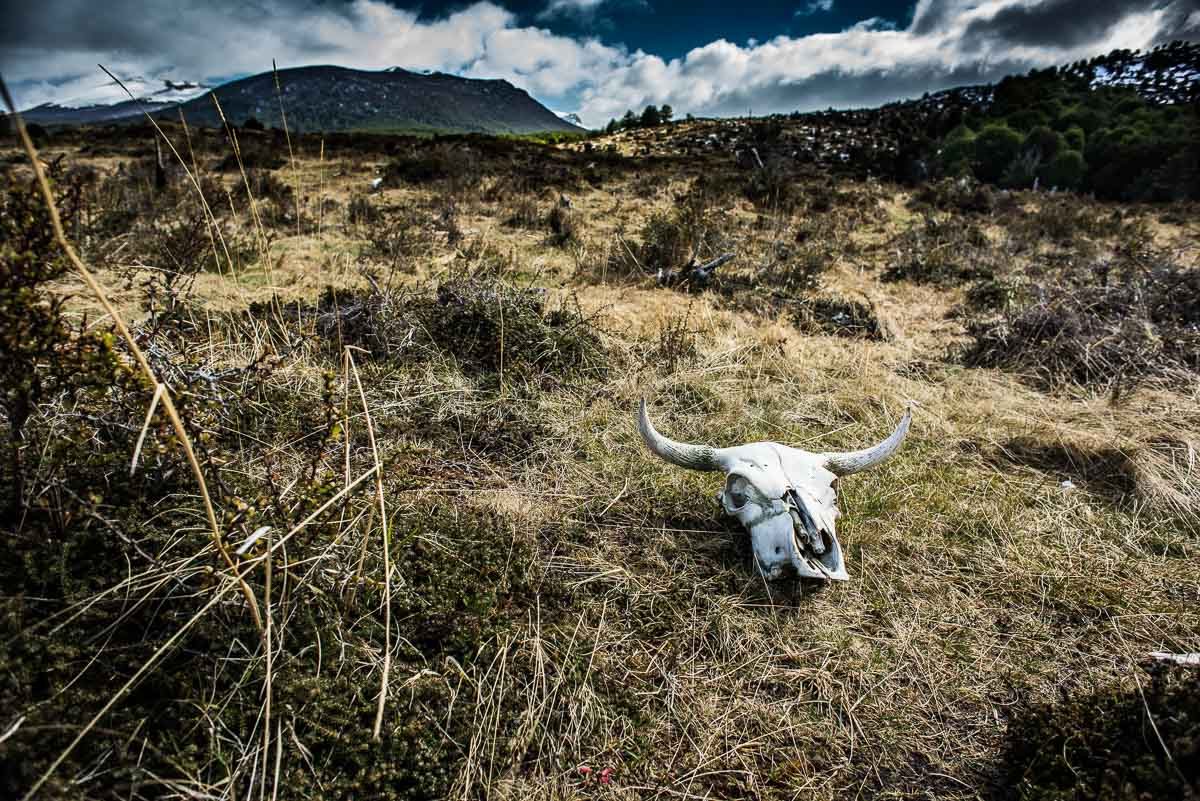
[821,407,912,476]
[637,399,723,471]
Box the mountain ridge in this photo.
[15,65,584,136]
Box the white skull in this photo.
[637,399,911,581]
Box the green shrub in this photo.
[1039,148,1087,190]
[1056,105,1106,134]
[1001,149,1041,189]
[938,124,977,175]
[1006,108,1049,130]
[1023,125,1064,162]
[973,124,1024,183]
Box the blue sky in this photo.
[474,0,915,59]
[2,0,1198,126]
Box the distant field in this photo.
[2,117,1198,800]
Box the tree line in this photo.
[603,104,676,133]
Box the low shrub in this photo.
[546,203,581,246]
[503,195,541,229]
[383,143,481,190]
[347,194,381,226]
[996,664,1200,800]
[790,295,888,340]
[883,215,995,286]
[961,257,1200,390]
[309,274,607,383]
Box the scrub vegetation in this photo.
[1,63,1198,801]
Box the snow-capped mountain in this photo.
[18,76,212,126]
[52,76,211,109]
[557,112,585,128]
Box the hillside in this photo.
[16,77,210,126]
[604,41,1200,201]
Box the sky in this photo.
[2,0,1198,127]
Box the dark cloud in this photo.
[908,0,961,35]
[963,0,1168,49]
[692,60,1030,118]
[1154,0,1200,42]
[0,0,259,51]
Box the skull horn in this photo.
[637,399,724,471]
[821,407,912,476]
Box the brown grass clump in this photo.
[883,213,996,286]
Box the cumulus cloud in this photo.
[1,0,1196,127]
[576,0,1198,123]
[1,0,624,111]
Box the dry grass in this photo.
[1,118,1198,801]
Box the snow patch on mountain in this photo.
[37,76,210,111]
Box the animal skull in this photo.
[637,399,911,581]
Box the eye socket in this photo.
[725,475,752,509]
[720,474,758,506]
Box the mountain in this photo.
[558,112,585,128]
[14,66,583,135]
[163,65,583,134]
[18,77,210,126]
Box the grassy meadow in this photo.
[1,116,1198,800]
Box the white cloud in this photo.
[796,0,835,16]
[3,1,623,112]
[3,0,1194,128]
[574,0,1192,124]
[539,0,611,19]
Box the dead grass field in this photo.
[1,122,1198,800]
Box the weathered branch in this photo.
[658,252,736,289]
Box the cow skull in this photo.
[637,399,911,581]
